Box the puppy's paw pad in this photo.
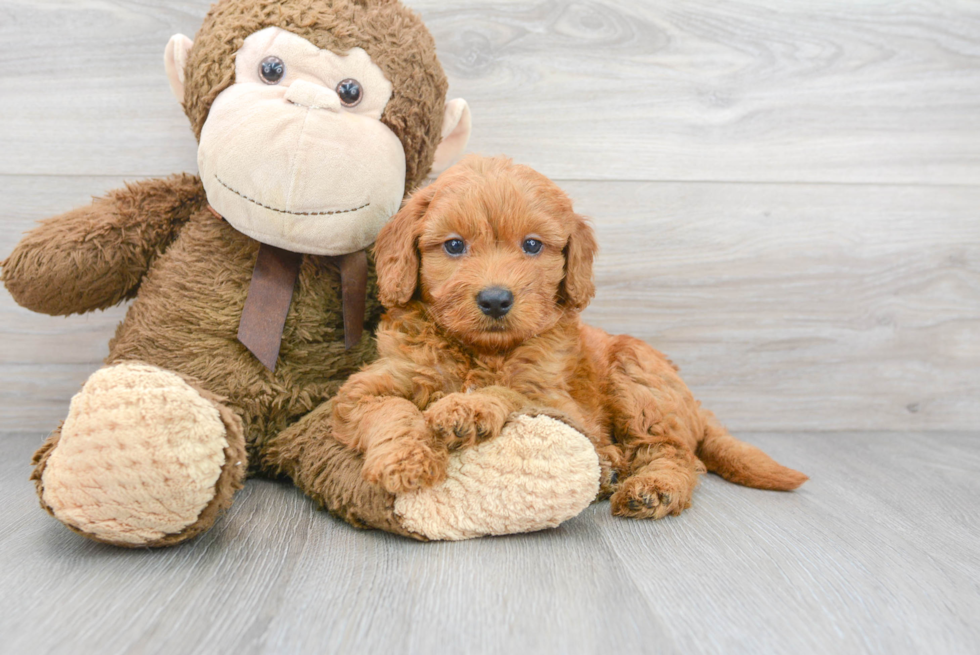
[610,474,690,520]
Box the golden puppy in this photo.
[332,155,807,519]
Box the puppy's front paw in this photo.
[610,471,694,520]
[363,441,447,494]
[424,393,508,451]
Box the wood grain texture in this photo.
[3,175,977,432]
[575,180,980,432]
[1,0,978,183]
[0,430,977,655]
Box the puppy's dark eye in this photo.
[522,238,543,255]
[336,79,363,107]
[444,238,466,256]
[259,56,285,84]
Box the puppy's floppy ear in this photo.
[560,213,598,311]
[374,185,436,307]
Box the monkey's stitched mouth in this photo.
[215,176,370,217]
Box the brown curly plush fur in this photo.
[1,0,453,545]
[330,156,808,516]
[2,174,205,315]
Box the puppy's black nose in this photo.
[476,287,514,319]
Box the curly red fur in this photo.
[336,155,807,512]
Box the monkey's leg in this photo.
[32,362,246,547]
[603,336,707,520]
[260,400,425,540]
[263,407,600,541]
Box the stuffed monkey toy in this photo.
[2,0,600,546]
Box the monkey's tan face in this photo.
[198,27,406,256]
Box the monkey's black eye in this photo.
[336,79,363,107]
[259,56,285,84]
[444,238,466,256]
[522,238,543,255]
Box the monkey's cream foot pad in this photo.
[40,363,230,545]
[394,414,601,540]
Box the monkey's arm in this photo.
[2,173,205,316]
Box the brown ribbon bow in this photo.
[209,206,367,371]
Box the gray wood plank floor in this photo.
[1,430,977,655]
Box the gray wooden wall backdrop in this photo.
[1,0,978,434]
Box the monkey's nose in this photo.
[476,287,514,319]
[284,79,341,112]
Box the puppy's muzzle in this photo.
[476,286,514,319]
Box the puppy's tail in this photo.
[697,413,808,491]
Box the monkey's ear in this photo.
[374,185,437,307]
[560,213,598,311]
[429,99,472,176]
[165,34,194,104]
